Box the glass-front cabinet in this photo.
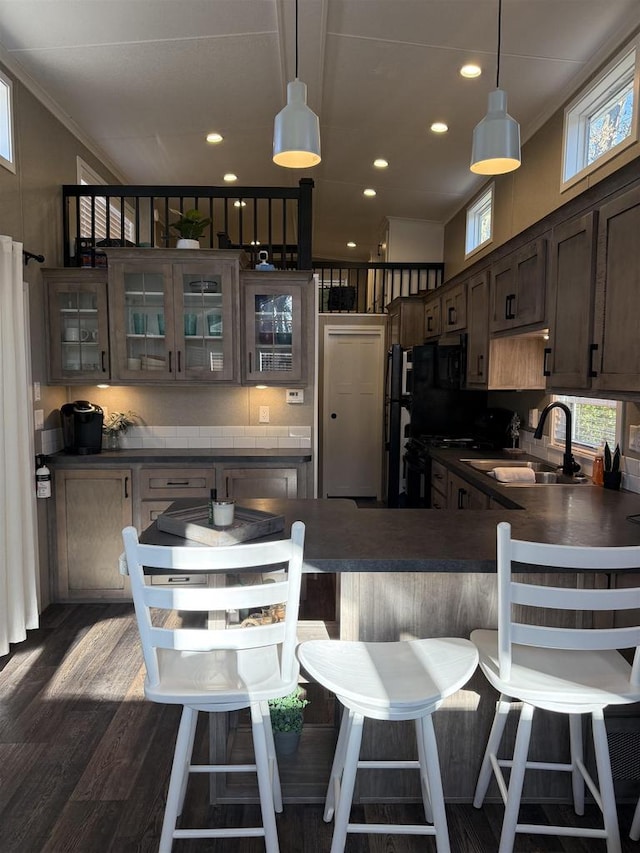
[44,269,110,383]
[241,272,310,384]
[106,250,240,382]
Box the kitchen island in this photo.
[140,455,640,806]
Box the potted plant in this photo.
[102,410,139,451]
[603,441,621,490]
[169,208,212,248]
[268,687,309,756]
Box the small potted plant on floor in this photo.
[268,687,309,756]
[169,208,212,248]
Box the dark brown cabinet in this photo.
[423,293,441,339]
[490,238,547,333]
[387,295,427,347]
[441,282,467,333]
[466,271,489,388]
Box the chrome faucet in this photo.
[533,402,577,477]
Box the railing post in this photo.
[297,178,314,269]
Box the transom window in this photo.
[562,38,639,189]
[465,184,494,257]
[551,395,619,454]
[0,69,16,174]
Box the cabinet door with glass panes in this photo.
[44,269,110,384]
[107,250,240,383]
[241,272,310,385]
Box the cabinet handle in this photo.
[434,471,443,480]
[225,476,230,497]
[166,480,190,486]
[427,315,433,332]
[168,351,173,373]
[505,294,516,320]
[588,343,599,377]
[448,306,456,326]
[168,576,191,584]
[124,476,129,499]
[249,352,252,373]
[457,487,467,509]
[177,351,182,373]
[101,350,106,372]
[478,354,484,377]
[543,346,552,377]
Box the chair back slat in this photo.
[122,522,305,688]
[497,522,640,683]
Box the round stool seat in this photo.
[298,637,478,720]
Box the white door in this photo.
[322,326,385,498]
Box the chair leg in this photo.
[498,702,534,853]
[160,706,197,853]
[250,702,280,853]
[260,700,283,813]
[591,709,621,853]
[324,706,353,823]
[414,716,433,824]
[473,694,512,808]
[569,713,585,816]
[419,714,451,853]
[630,795,640,840]
[330,711,364,853]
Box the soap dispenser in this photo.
[592,446,605,486]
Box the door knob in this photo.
[331,413,337,419]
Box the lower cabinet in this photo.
[447,471,491,510]
[220,466,299,499]
[54,468,132,601]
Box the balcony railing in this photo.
[61,180,444,313]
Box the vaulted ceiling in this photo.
[1,0,639,260]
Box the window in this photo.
[562,38,639,189]
[551,394,619,454]
[465,185,493,256]
[77,158,135,243]
[0,69,15,174]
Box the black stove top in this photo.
[405,434,499,460]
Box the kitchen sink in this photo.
[460,459,591,486]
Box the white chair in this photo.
[297,636,478,853]
[472,521,640,853]
[121,521,305,853]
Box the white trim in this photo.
[465,184,494,258]
[0,68,15,174]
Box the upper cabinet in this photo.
[466,271,489,388]
[423,293,441,339]
[490,237,547,333]
[591,185,640,394]
[386,295,427,347]
[241,270,313,385]
[107,249,240,383]
[44,268,110,384]
[545,212,598,390]
[441,281,467,333]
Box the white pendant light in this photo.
[470,0,520,175]
[273,0,321,168]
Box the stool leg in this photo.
[324,706,353,822]
[261,700,283,813]
[473,694,511,808]
[251,702,280,853]
[160,706,197,853]
[498,702,534,853]
[419,714,451,853]
[591,708,621,853]
[177,706,199,816]
[330,711,364,853]
[415,716,433,824]
[630,796,640,840]
[569,713,585,815]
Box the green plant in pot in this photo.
[169,208,212,247]
[268,687,309,755]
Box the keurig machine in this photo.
[60,401,104,454]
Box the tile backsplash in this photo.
[42,424,311,454]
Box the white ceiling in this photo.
[1,0,639,260]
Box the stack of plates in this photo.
[141,355,166,371]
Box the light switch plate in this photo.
[33,381,41,402]
[34,409,44,430]
[286,389,304,404]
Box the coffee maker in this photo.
[60,401,104,454]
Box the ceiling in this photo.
[1,0,639,261]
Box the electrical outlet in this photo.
[259,405,270,423]
[33,381,41,402]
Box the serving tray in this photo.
[156,503,285,545]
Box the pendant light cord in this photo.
[295,0,299,79]
[496,0,502,89]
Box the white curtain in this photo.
[0,236,39,656]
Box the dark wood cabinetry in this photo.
[490,238,547,333]
[387,295,426,347]
[466,271,489,387]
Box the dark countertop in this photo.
[49,448,312,466]
[140,446,640,571]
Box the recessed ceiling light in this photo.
[373,158,388,169]
[223,173,237,182]
[206,132,223,144]
[460,64,482,79]
[363,188,376,197]
[430,122,448,134]
[234,200,247,207]
[347,241,357,248]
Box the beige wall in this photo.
[443,30,640,279]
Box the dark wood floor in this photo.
[1,598,639,852]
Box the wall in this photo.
[443,28,640,280]
[384,217,444,262]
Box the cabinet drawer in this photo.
[431,460,448,487]
[149,573,208,587]
[139,467,214,499]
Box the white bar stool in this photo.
[297,637,478,853]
